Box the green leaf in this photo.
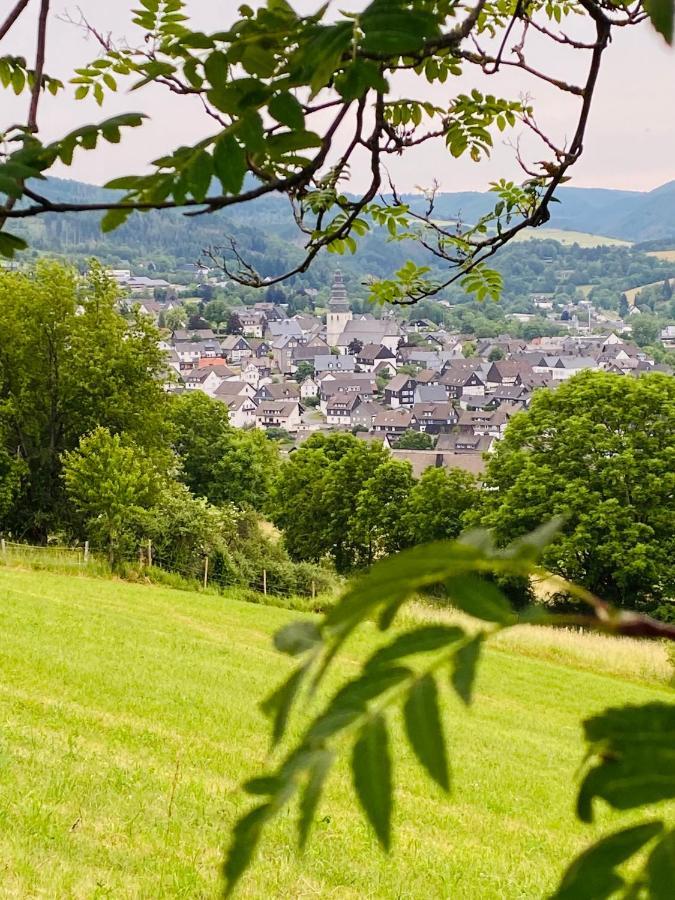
[100,206,133,233]
[213,133,247,194]
[366,625,463,671]
[274,621,321,656]
[223,803,272,897]
[0,231,28,259]
[645,0,674,43]
[500,516,565,562]
[302,22,352,96]
[352,713,392,850]
[445,574,515,624]
[360,6,440,55]
[204,50,229,87]
[298,749,334,849]
[335,59,388,101]
[267,130,322,157]
[577,703,675,823]
[404,674,450,792]
[0,176,24,198]
[647,828,675,899]
[308,666,410,745]
[187,149,213,201]
[268,91,305,129]
[451,635,483,706]
[552,822,663,900]
[260,666,306,745]
[324,540,489,635]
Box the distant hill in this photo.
[402,181,675,243]
[11,176,675,274]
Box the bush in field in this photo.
[62,427,162,567]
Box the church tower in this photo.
[326,269,353,349]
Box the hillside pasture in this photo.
[0,568,672,898]
[510,227,631,248]
[647,249,675,262]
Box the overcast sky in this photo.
[4,1,675,194]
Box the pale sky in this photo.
[3,1,675,194]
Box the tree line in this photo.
[0,262,672,617]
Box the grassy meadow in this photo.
[510,228,631,248]
[0,567,672,898]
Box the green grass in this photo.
[0,568,672,898]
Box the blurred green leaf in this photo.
[645,0,674,43]
[298,749,334,849]
[274,621,322,657]
[352,713,392,849]
[451,634,483,706]
[577,703,675,823]
[646,828,675,898]
[404,674,450,792]
[446,574,515,624]
[552,822,663,900]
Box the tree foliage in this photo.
[480,371,675,609]
[62,427,161,565]
[168,391,279,511]
[0,260,168,537]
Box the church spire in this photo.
[329,268,349,310]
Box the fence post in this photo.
[1,539,5,557]
[203,556,209,589]
[311,580,316,601]
[147,539,152,568]
[83,540,89,563]
[263,569,267,596]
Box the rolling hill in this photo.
[9,176,675,277]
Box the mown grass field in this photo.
[510,227,630,248]
[647,249,675,262]
[0,568,672,898]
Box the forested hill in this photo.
[402,180,675,243]
[12,176,675,278]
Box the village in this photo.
[146,270,670,478]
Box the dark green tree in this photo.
[396,430,434,450]
[401,467,478,545]
[226,311,243,335]
[480,371,675,609]
[294,361,315,384]
[168,391,278,511]
[62,427,162,566]
[0,261,168,537]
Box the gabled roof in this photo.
[256,400,300,417]
[372,408,414,428]
[314,354,356,372]
[326,394,362,412]
[221,335,252,351]
[256,382,300,400]
[385,374,416,392]
[411,402,456,421]
[214,380,250,397]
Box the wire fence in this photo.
[0,538,328,603]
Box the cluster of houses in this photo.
[159,270,668,476]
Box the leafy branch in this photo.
[0,1,672,300]
[223,520,675,895]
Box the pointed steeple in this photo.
[329,268,349,311]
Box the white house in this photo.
[255,400,303,433]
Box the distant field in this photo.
[647,249,675,262]
[431,222,630,248]
[0,568,672,898]
[511,227,631,248]
[624,279,667,304]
